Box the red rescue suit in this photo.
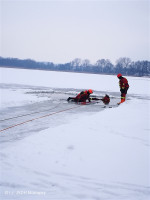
[75,90,90,102]
[119,77,129,103]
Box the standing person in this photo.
[117,73,129,104]
[67,89,93,103]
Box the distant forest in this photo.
[0,57,150,77]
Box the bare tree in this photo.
[70,58,82,70]
[116,57,132,68]
[82,59,90,67]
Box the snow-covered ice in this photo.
[0,68,150,200]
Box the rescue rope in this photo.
[0,105,79,133]
[0,104,60,122]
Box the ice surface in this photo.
[0,68,150,200]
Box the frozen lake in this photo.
[0,83,119,145]
[0,68,149,200]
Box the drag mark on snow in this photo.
[19,169,150,199]
[0,106,79,133]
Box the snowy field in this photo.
[0,67,150,200]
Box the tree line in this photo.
[0,57,149,77]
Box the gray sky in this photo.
[0,0,150,64]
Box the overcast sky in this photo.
[0,0,149,64]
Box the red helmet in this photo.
[117,73,122,78]
[88,89,93,94]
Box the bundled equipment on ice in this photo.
[90,94,110,105]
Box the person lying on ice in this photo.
[67,90,110,105]
[67,89,93,103]
[117,73,129,105]
[90,94,110,105]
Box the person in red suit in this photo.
[117,73,129,104]
[67,89,93,103]
[68,90,110,105]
